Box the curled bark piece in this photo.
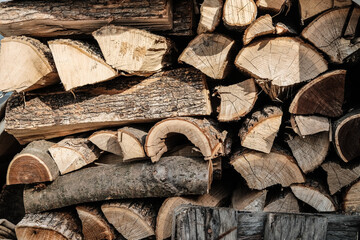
[290,115,330,136]
[223,0,257,29]
[118,126,147,162]
[197,0,223,34]
[243,14,275,45]
[256,0,287,12]
[88,130,122,156]
[231,185,267,211]
[344,180,360,213]
[264,191,300,213]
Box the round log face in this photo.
[223,0,257,28]
[344,181,360,213]
[16,227,67,240]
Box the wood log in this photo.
[162,0,195,36]
[214,78,258,122]
[88,130,121,156]
[223,0,257,29]
[239,106,282,153]
[5,68,211,144]
[48,137,100,175]
[231,185,267,211]
[48,39,118,91]
[333,109,360,162]
[197,0,223,34]
[289,70,346,118]
[101,200,156,240]
[15,211,82,240]
[235,37,328,100]
[145,117,228,162]
[287,132,330,173]
[230,148,305,190]
[93,26,174,76]
[23,156,210,213]
[290,115,330,136]
[344,180,360,213]
[264,191,300,213]
[256,0,287,13]
[243,14,275,45]
[302,7,360,64]
[0,219,16,240]
[0,36,58,93]
[178,33,235,79]
[118,126,147,162]
[275,22,298,35]
[76,205,116,240]
[0,0,172,37]
[7,140,59,185]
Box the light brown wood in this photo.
[290,115,330,136]
[243,14,275,45]
[344,181,360,213]
[264,191,300,213]
[223,0,257,29]
[89,130,122,156]
[214,78,258,122]
[275,22,297,35]
[0,36,58,92]
[239,106,282,153]
[197,0,223,34]
[231,185,267,211]
[178,33,235,79]
[256,0,287,12]
[118,126,147,162]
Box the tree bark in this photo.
[344,180,360,213]
[88,130,122,156]
[231,185,267,212]
[118,126,147,162]
[197,0,223,34]
[223,0,257,30]
[162,0,195,36]
[264,191,300,213]
[290,115,330,136]
[243,14,275,45]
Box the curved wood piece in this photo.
[344,181,360,213]
[223,0,257,30]
[264,191,300,213]
[243,14,275,45]
[256,0,287,12]
[298,0,333,24]
[118,126,147,162]
[197,0,223,34]
[231,185,267,212]
[89,130,122,156]
[290,115,330,136]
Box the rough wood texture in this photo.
[235,37,328,100]
[118,126,147,162]
[48,137,100,175]
[223,0,257,29]
[15,211,82,240]
[0,219,16,240]
[163,0,195,36]
[93,26,174,76]
[289,70,346,118]
[5,68,211,144]
[264,191,300,213]
[24,156,210,213]
[275,22,297,35]
[231,185,267,211]
[230,148,305,190]
[214,78,258,122]
[333,108,360,162]
[344,181,360,213]
[7,140,59,185]
[291,115,330,136]
[0,0,172,37]
[89,130,122,156]
[197,0,223,34]
[49,39,117,91]
[256,0,287,12]
[0,36,58,92]
[239,106,282,153]
[302,7,360,64]
[179,33,235,79]
[243,14,275,45]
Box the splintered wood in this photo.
[223,0,257,29]
[197,0,223,34]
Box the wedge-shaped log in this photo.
[179,34,235,79]
[231,185,267,212]
[243,14,275,45]
[145,117,228,162]
[7,140,59,185]
[197,0,223,34]
[289,70,346,117]
[88,130,121,156]
[302,7,360,64]
[5,68,211,144]
[256,0,287,12]
[0,36,58,92]
[344,181,360,213]
[290,115,330,136]
[230,148,305,190]
[264,191,300,213]
[118,126,147,162]
[223,0,257,29]
[235,37,328,100]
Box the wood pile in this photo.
[0,0,359,239]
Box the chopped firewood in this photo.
[214,78,258,122]
[243,14,275,45]
[344,180,360,213]
[287,132,330,173]
[7,140,59,185]
[290,115,330,136]
[179,34,235,79]
[163,0,195,36]
[223,0,257,29]
[333,108,360,162]
[256,0,287,13]
[275,22,297,35]
[230,148,305,190]
[145,117,228,162]
[88,130,121,156]
[48,39,118,91]
[289,70,346,118]
[231,185,267,211]
[118,126,147,162]
[264,191,300,213]
[197,0,223,34]
[235,37,328,100]
[48,137,100,175]
[302,7,360,64]
[0,36,58,93]
[239,106,282,153]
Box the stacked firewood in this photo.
[0,0,359,239]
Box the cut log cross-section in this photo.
[256,0,287,13]
[0,36,58,93]
[243,14,275,45]
[223,0,257,29]
[88,130,122,156]
[264,191,300,213]
[290,115,330,136]
[344,181,360,213]
[6,140,59,185]
[118,126,147,162]
[197,0,223,34]
[231,185,267,212]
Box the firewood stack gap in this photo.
[0,0,359,239]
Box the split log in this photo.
[0,36,58,92]
[231,185,267,211]
[101,200,156,240]
[333,109,360,162]
[76,205,116,240]
[223,0,257,29]
[48,39,117,91]
[239,106,282,153]
[235,37,328,100]
[88,130,121,156]
[23,156,210,213]
[5,68,211,144]
[197,0,223,34]
[93,26,174,76]
[48,137,100,175]
[275,22,297,35]
[7,140,59,185]
[178,33,235,79]
[214,78,258,122]
[287,132,330,173]
[264,191,300,213]
[0,219,16,240]
[145,117,228,162]
[289,70,346,118]
[302,7,360,64]
[15,211,82,240]
[290,115,330,136]
[344,181,360,213]
[0,0,172,37]
[118,126,147,162]
[256,0,287,13]
[243,14,275,45]
[230,148,305,190]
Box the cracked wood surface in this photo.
[344,180,360,213]
[264,191,300,213]
[231,185,267,211]
[223,0,257,29]
[243,14,275,45]
[197,0,223,34]
[290,115,330,136]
